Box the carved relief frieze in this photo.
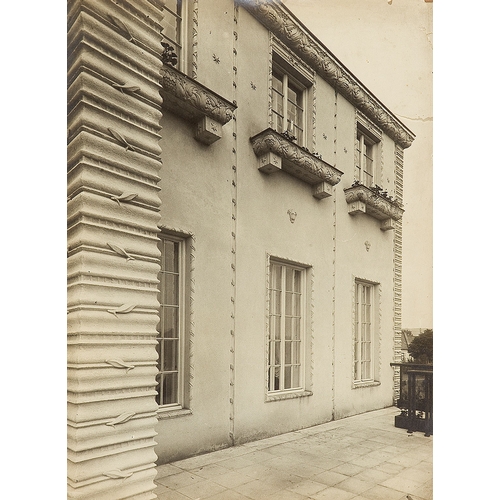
[250,128,343,198]
[161,64,237,144]
[238,0,415,149]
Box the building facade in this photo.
[67,1,414,498]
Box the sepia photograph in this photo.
[8,0,498,498]
[65,0,435,498]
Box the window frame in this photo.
[162,0,189,74]
[270,41,314,149]
[272,64,306,146]
[266,257,313,400]
[156,232,188,412]
[353,279,380,386]
[354,113,382,188]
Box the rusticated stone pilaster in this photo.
[67,1,163,498]
[238,0,415,149]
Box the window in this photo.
[156,234,187,408]
[354,280,376,384]
[355,131,375,186]
[162,0,188,72]
[354,114,382,187]
[268,260,305,393]
[272,65,305,146]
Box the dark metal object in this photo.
[391,363,433,436]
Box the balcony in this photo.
[344,182,404,230]
[250,128,343,199]
[160,63,236,145]
[391,362,433,436]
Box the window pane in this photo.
[292,341,300,364]
[292,318,300,340]
[285,291,292,316]
[292,366,300,388]
[285,340,292,364]
[163,12,180,45]
[165,338,179,371]
[274,341,281,364]
[271,264,282,290]
[285,267,293,292]
[164,306,179,338]
[163,240,179,272]
[163,372,178,405]
[285,316,292,340]
[284,366,292,389]
[165,273,179,305]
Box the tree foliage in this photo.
[408,329,433,364]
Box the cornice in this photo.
[344,183,404,228]
[250,128,343,199]
[238,0,415,149]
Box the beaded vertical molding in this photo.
[228,2,239,446]
[67,1,164,498]
[191,0,199,79]
[393,145,405,403]
[331,91,338,416]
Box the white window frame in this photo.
[354,280,375,384]
[272,64,307,146]
[156,233,187,410]
[162,0,189,73]
[267,259,307,395]
[355,130,376,186]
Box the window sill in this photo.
[352,381,381,389]
[344,182,404,231]
[160,65,237,145]
[157,407,193,420]
[250,128,343,199]
[266,390,313,402]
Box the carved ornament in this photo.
[344,184,404,227]
[250,128,343,199]
[238,0,415,149]
[161,65,236,142]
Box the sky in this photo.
[281,0,433,329]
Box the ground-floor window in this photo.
[354,279,377,384]
[156,233,187,408]
[268,259,306,394]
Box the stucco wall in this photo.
[154,0,406,464]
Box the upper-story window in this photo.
[162,0,188,73]
[270,42,313,148]
[355,130,375,186]
[272,65,305,146]
[354,113,382,187]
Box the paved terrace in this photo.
[154,407,432,500]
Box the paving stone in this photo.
[310,486,357,499]
[176,479,228,499]
[154,408,432,500]
[156,471,205,489]
[335,476,376,494]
